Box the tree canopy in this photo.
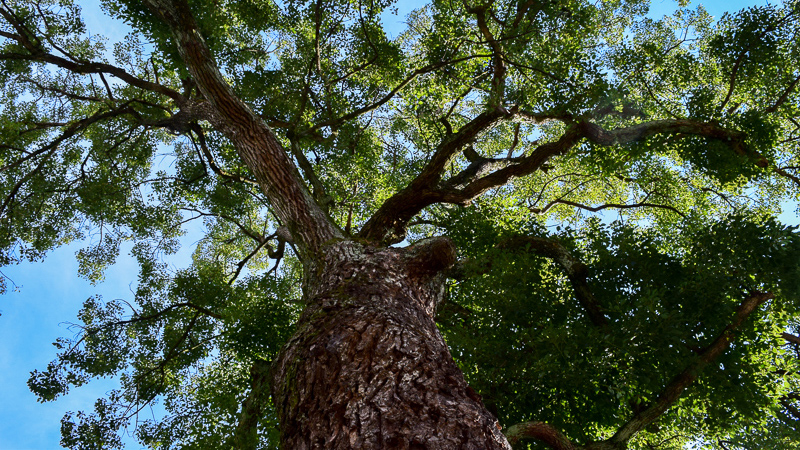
[2,0,800,448]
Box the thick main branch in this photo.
[360,116,760,246]
[142,0,341,259]
[358,108,512,244]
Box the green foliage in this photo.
[2,0,800,448]
[440,216,800,447]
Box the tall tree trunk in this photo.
[141,3,510,446]
[271,238,511,449]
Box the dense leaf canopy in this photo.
[2,0,800,448]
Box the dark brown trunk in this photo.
[271,238,511,449]
[139,5,510,446]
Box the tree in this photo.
[2,0,800,447]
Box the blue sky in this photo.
[0,0,787,449]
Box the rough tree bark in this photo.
[271,238,509,449]
[142,0,512,447]
[140,1,772,447]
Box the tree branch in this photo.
[188,124,259,186]
[719,9,797,112]
[0,5,184,103]
[589,291,774,449]
[441,126,583,203]
[363,116,743,245]
[309,54,492,134]
[359,107,512,243]
[504,421,577,450]
[467,1,507,107]
[181,207,266,245]
[780,396,800,420]
[0,104,137,217]
[289,135,333,212]
[782,332,800,346]
[774,166,800,188]
[498,236,608,326]
[441,151,521,191]
[85,302,223,337]
[228,237,282,285]
[529,199,687,218]
[142,0,342,259]
[765,72,800,114]
[0,104,132,174]
[579,119,767,167]
[233,359,272,450]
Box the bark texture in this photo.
[143,3,510,447]
[271,238,511,449]
[142,0,342,259]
